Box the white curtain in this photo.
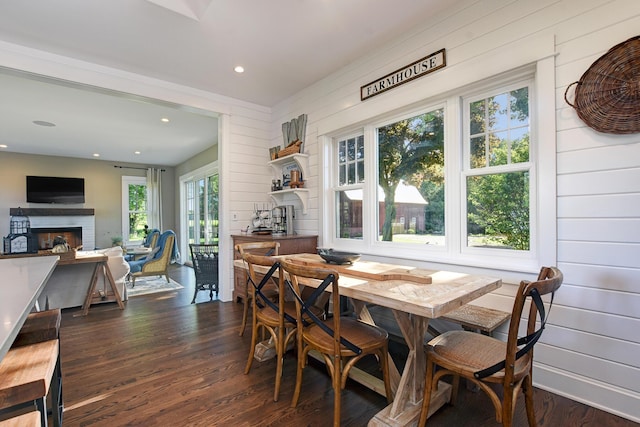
[147,167,163,230]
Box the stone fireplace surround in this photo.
[11,208,95,250]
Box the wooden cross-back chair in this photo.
[242,253,293,401]
[236,241,280,336]
[280,259,393,427]
[418,266,563,427]
[241,251,327,401]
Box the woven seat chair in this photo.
[418,266,563,427]
[242,253,327,401]
[280,259,393,427]
[235,241,280,336]
[189,243,219,304]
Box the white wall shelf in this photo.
[268,153,309,213]
[268,188,309,214]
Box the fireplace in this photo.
[10,208,95,250]
[31,227,82,250]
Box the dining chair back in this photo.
[189,243,219,303]
[242,252,298,401]
[280,259,393,427]
[236,241,280,336]
[418,266,563,427]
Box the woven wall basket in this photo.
[564,35,640,134]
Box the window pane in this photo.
[469,86,529,170]
[128,184,146,211]
[347,137,356,161]
[467,171,529,250]
[469,99,485,135]
[377,108,445,244]
[470,136,486,169]
[488,93,508,131]
[128,212,148,240]
[337,190,362,239]
[337,135,365,187]
[489,130,508,166]
[127,183,147,241]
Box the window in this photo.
[335,134,364,239]
[325,69,545,271]
[121,176,148,245]
[464,85,531,251]
[376,107,445,244]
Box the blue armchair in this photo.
[143,228,160,248]
[127,230,176,287]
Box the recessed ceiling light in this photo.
[161,117,169,123]
[33,120,56,127]
[0,144,7,148]
[134,151,141,155]
[234,65,245,73]
[93,153,100,157]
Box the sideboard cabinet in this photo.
[231,234,318,302]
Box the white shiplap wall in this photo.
[270,0,640,422]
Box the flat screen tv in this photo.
[26,176,85,204]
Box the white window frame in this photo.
[460,78,536,260]
[320,58,556,274]
[121,175,147,246]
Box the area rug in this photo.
[127,276,184,297]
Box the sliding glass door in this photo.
[181,163,219,262]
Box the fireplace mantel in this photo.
[10,208,95,216]
[11,208,96,250]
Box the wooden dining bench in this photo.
[368,304,510,341]
[438,304,511,336]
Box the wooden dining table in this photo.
[234,253,501,426]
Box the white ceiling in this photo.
[0,0,458,166]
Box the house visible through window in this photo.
[376,107,445,244]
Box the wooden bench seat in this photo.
[439,304,510,336]
[11,309,61,348]
[0,340,62,427]
[0,411,40,426]
[368,304,510,341]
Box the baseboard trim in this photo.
[533,362,640,424]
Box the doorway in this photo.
[180,162,219,265]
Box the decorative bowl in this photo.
[317,248,361,265]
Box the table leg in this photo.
[77,262,124,316]
[351,300,401,395]
[78,263,101,316]
[368,310,451,427]
[102,262,125,309]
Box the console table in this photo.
[0,251,124,315]
[64,252,125,316]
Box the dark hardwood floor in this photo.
[56,265,637,426]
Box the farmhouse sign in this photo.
[360,48,446,101]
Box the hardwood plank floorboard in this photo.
[53,265,638,427]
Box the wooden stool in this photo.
[0,411,41,426]
[0,340,63,427]
[12,309,61,348]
